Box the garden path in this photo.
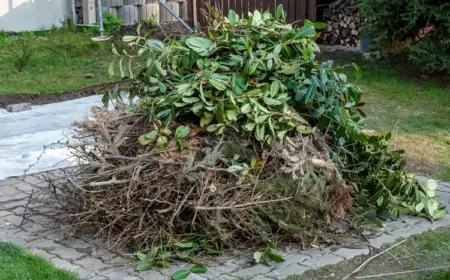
[0,95,103,180]
[0,172,449,280]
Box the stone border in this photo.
[1,172,449,280]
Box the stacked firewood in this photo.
[320,0,374,48]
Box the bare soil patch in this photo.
[0,82,126,108]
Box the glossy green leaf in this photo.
[200,113,214,127]
[175,126,190,139]
[304,19,326,30]
[191,264,208,274]
[297,25,316,37]
[415,202,425,212]
[122,35,138,42]
[175,241,194,248]
[136,252,147,261]
[146,39,165,51]
[267,248,285,263]
[264,97,283,106]
[275,4,285,20]
[207,124,219,132]
[209,78,227,91]
[432,210,447,220]
[426,200,439,216]
[186,37,215,56]
[243,122,256,132]
[427,179,438,191]
[270,80,281,97]
[182,97,201,104]
[226,110,239,121]
[156,136,168,149]
[253,251,263,264]
[108,61,115,76]
[304,79,317,103]
[241,103,252,114]
[156,109,171,119]
[172,269,190,280]
[136,261,152,271]
[228,10,237,26]
[256,114,270,123]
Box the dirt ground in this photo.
[0,82,125,108]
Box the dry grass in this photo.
[389,134,450,180]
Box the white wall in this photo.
[0,0,72,32]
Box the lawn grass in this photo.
[0,242,79,280]
[0,28,118,94]
[321,51,450,181]
[289,227,450,280]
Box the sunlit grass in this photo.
[0,242,79,280]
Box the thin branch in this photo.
[68,177,108,193]
[87,179,130,187]
[20,189,34,227]
[195,197,293,210]
[169,184,197,226]
[341,239,408,280]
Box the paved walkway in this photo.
[0,95,103,180]
[0,171,449,280]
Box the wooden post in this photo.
[308,0,317,22]
[82,0,96,25]
[297,0,307,24]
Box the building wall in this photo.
[0,0,72,32]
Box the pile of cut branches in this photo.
[53,107,350,249]
[38,5,445,251]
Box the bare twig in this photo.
[68,177,107,193]
[20,189,34,226]
[341,239,408,280]
[169,184,196,226]
[87,179,130,187]
[195,197,294,210]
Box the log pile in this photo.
[320,0,374,48]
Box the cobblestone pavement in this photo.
[0,172,449,280]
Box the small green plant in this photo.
[0,30,7,41]
[253,243,285,264]
[63,18,77,32]
[14,36,34,70]
[171,264,208,280]
[134,237,218,273]
[103,13,122,34]
[140,14,158,26]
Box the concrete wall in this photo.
[0,0,72,32]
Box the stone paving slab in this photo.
[0,171,449,280]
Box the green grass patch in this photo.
[0,28,118,94]
[289,227,450,280]
[323,51,450,136]
[0,242,79,280]
[321,51,450,180]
